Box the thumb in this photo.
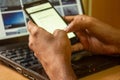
[54,29,68,38]
[53,29,70,42]
[72,43,84,52]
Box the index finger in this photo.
[27,21,54,41]
[27,21,45,36]
[27,21,38,35]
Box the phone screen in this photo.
[25,2,75,39]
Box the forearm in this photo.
[47,65,77,80]
[41,60,77,80]
[89,19,120,46]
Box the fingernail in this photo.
[28,20,31,24]
[28,21,35,26]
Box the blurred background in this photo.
[83,0,120,28]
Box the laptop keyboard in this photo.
[71,53,120,78]
[0,47,49,79]
[0,47,120,80]
[0,48,38,67]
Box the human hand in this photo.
[64,15,120,54]
[27,21,77,80]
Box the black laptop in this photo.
[0,0,120,80]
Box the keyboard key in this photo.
[6,55,17,59]
[11,56,24,61]
[21,63,31,67]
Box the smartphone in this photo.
[23,0,79,44]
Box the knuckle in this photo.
[28,36,34,50]
[28,41,33,49]
[31,27,39,36]
[77,15,93,23]
[28,41,33,47]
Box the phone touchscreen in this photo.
[25,2,75,39]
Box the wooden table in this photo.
[80,65,120,80]
[0,61,28,80]
[0,61,120,80]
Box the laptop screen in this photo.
[0,0,83,40]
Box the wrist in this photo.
[41,58,77,80]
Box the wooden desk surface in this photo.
[0,62,28,80]
[0,61,120,80]
[80,65,120,80]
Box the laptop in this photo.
[0,0,120,80]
